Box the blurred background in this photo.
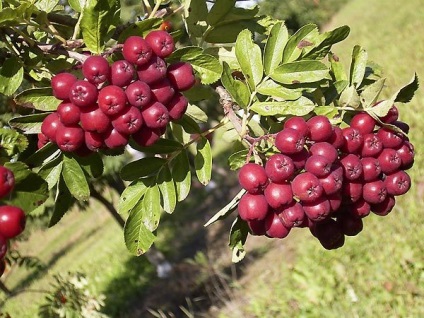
[1,0,423,317]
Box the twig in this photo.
[38,43,87,63]
[215,86,244,135]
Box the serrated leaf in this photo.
[360,78,386,107]
[38,156,63,190]
[129,138,183,154]
[8,113,49,134]
[182,84,214,102]
[168,46,203,62]
[350,45,368,88]
[157,165,177,213]
[142,185,162,231]
[0,57,23,96]
[271,60,330,85]
[303,25,350,60]
[257,79,302,101]
[235,29,263,90]
[228,150,249,171]
[206,0,236,26]
[339,85,361,109]
[172,150,191,202]
[314,106,341,124]
[68,0,84,12]
[395,73,419,103]
[0,128,28,157]
[194,137,212,185]
[204,46,238,69]
[282,24,318,63]
[74,152,104,178]
[183,0,208,39]
[117,18,162,42]
[329,53,348,82]
[174,115,201,134]
[221,62,250,108]
[0,3,37,27]
[251,96,315,116]
[14,88,60,111]
[187,54,222,85]
[24,143,59,168]
[124,208,156,256]
[229,217,249,263]
[324,80,348,105]
[264,21,289,75]
[35,0,59,12]
[186,104,208,123]
[121,157,166,181]
[118,178,152,215]
[62,154,90,201]
[205,189,245,227]
[49,178,74,227]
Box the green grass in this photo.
[217,0,424,317]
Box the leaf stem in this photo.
[149,0,163,18]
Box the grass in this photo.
[216,0,424,316]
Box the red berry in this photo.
[82,55,110,84]
[126,81,152,109]
[341,127,363,154]
[337,213,363,236]
[110,60,135,87]
[137,55,167,85]
[265,154,295,183]
[238,193,269,221]
[150,78,175,105]
[379,104,398,124]
[284,116,309,138]
[238,163,268,194]
[51,73,77,100]
[275,128,305,154]
[361,157,382,182]
[166,93,188,121]
[392,120,410,134]
[41,112,62,143]
[264,182,293,209]
[80,105,111,134]
[145,30,175,58]
[396,141,414,169]
[302,196,331,221]
[57,102,81,126]
[378,148,401,174]
[342,181,363,204]
[349,199,371,218]
[314,219,345,250]
[350,112,376,135]
[98,85,128,116]
[131,126,163,147]
[122,36,152,66]
[319,165,343,195]
[310,142,338,163]
[278,201,305,228]
[288,148,309,170]
[0,166,14,199]
[167,62,196,91]
[327,192,342,212]
[384,170,411,196]
[141,101,169,129]
[0,205,26,239]
[340,154,363,181]
[69,80,98,108]
[363,180,387,204]
[361,133,383,158]
[112,106,143,135]
[85,131,104,151]
[247,219,266,236]
[291,172,323,202]
[371,195,395,216]
[305,155,332,177]
[307,115,333,142]
[265,212,291,238]
[37,133,49,149]
[327,126,345,149]
[376,127,403,149]
[103,128,129,149]
[56,125,84,152]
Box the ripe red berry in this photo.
[302,196,331,222]
[350,112,376,135]
[319,165,343,195]
[41,112,62,143]
[85,131,104,151]
[98,85,128,116]
[314,219,345,250]
[110,60,135,87]
[57,102,81,126]
[38,133,49,149]
[137,55,167,84]
[238,163,268,194]
[264,182,293,209]
[384,170,411,196]
[69,80,98,108]
[379,104,398,124]
[327,126,345,149]
[166,93,188,121]
[145,30,175,58]
[0,234,7,259]
[378,148,401,174]
[275,128,305,154]
[284,116,309,138]
[340,154,363,181]
[247,219,266,236]
[342,181,363,204]
[361,133,383,157]
[122,36,153,66]
[126,81,152,109]
[278,201,305,228]
[264,212,291,238]
[0,166,14,199]
[349,198,371,218]
[309,142,338,163]
[238,193,269,221]
[307,115,333,142]
[82,55,110,84]
[337,213,363,236]
[305,155,332,177]
[265,154,295,183]
[0,205,26,239]
[80,105,111,134]
[112,106,143,135]
[327,192,342,212]
[371,195,395,216]
[131,126,163,147]
[150,78,175,105]
[288,148,309,170]
[51,73,77,100]
[141,101,170,129]
[167,62,196,91]
[103,128,129,149]
[56,125,84,152]
[361,157,382,182]
[341,127,363,154]
[291,172,323,202]
[396,141,414,168]
[376,127,403,149]
[363,180,387,204]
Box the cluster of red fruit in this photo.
[237,107,414,249]
[39,30,195,154]
[0,166,26,277]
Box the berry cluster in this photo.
[39,30,195,154]
[237,107,414,249]
[0,166,26,277]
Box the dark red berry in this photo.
[284,116,309,138]
[341,127,363,154]
[265,154,295,183]
[361,157,382,182]
[126,81,152,109]
[288,148,309,170]
[141,101,169,129]
[319,165,343,195]
[371,195,395,216]
[112,106,143,135]
[131,126,163,147]
[314,219,345,250]
[56,125,84,152]
[309,142,338,163]
[238,193,269,221]
[247,219,266,236]
[110,60,135,87]
[103,128,129,149]
[361,133,383,157]
[145,30,175,58]
[363,180,387,204]
[303,196,331,221]
[340,154,363,181]
[337,213,363,236]
[82,55,110,84]
[328,126,345,149]
[0,166,14,199]
[376,127,403,149]
[342,181,363,204]
[305,155,332,177]
[349,199,371,218]
[378,148,401,174]
[167,62,196,91]
[307,115,333,142]
[166,93,188,121]
[327,192,342,212]
[41,112,62,143]
[384,170,411,196]
[85,131,104,151]
[379,104,398,124]
[238,163,268,194]
[80,105,111,134]
[396,141,414,168]
[264,182,293,209]
[137,55,167,85]
[69,80,98,108]
[0,205,26,239]
[98,85,128,116]
[57,102,81,126]
[265,212,291,238]
[291,172,323,202]
[275,128,305,154]
[150,78,175,105]
[51,73,77,100]
[278,201,305,228]
[122,36,153,66]
[350,112,376,135]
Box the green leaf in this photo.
[204,46,238,70]
[314,106,341,124]
[324,80,348,105]
[38,156,63,190]
[182,84,214,102]
[235,29,263,90]
[141,185,162,231]
[118,178,151,215]
[251,96,315,116]
[4,162,48,213]
[0,128,28,157]
[172,150,191,202]
[120,157,166,181]
[271,60,330,85]
[194,137,212,185]
[350,45,368,88]
[360,78,386,107]
[80,0,120,53]
[68,0,84,12]
[186,104,208,123]
[168,46,203,62]
[0,57,23,96]
[282,24,318,63]
[49,178,74,227]
[264,21,289,76]
[157,165,177,213]
[221,62,250,108]
[204,18,265,44]
[204,189,245,227]
[229,217,249,263]
[228,149,249,171]
[339,85,361,109]
[9,113,49,134]
[0,3,37,27]
[124,208,156,256]
[35,0,59,12]
[206,0,236,26]
[329,53,348,82]
[395,73,419,103]
[257,79,302,101]
[303,25,350,60]
[186,54,222,85]
[14,88,60,111]
[24,143,59,168]
[62,154,90,201]
[117,18,162,42]
[129,138,183,154]
[74,152,104,178]
[174,115,201,134]
[183,0,208,39]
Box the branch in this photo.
[38,43,87,63]
[215,86,243,135]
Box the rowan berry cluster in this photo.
[39,30,195,154]
[0,166,26,276]
[238,106,414,249]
